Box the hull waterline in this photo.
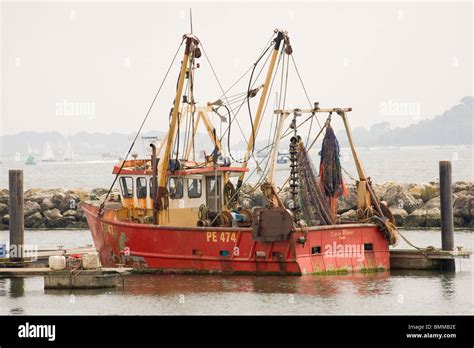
[82,203,390,276]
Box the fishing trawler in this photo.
[82,29,398,275]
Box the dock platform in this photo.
[0,267,131,277]
[0,245,131,288]
[390,248,471,270]
[0,246,97,268]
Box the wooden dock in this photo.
[0,267,131,277]
[390,248,471,271]
[44,269,131,289]
[0,246,97,268]
[0,245,131,288]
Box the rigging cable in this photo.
[173,68,188,165]
[246,41,277,158]
[289,54,325,148]
[182,58,194,158]
[210,54,290,218]
[189,57,196,160]
[236,47,292,194]
[216,32,275,101]
[201,39,274,163]
[217,43,274,147]
[255,113,314,157]
[98,39,185,214]
[209,143,274,226]
[246,44,285,166]
[290,54,322,130]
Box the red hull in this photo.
[82,203,390,275]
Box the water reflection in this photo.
[390,269,456,279]
[0,268,470,315]
[44,288,119,296]
[10,307,24,314]
[120,272,392,299]
[0,278,7,296]
[8,278,25,315]
[391,269,459,302]
[440,274,456,300]
[350,274,393,297]
[39,272,394,301]
[9,278,25,298]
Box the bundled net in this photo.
[318,125,348,218]
[294,122,398,244]
[296,140,334,226]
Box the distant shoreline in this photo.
[0,144,473,161]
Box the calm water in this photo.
[0,145,473,189]
[0,229,472,315]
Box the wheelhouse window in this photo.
[119,176,133,198]
[187,178,202,198]
[168,177,183,199]
[136,177,147,198]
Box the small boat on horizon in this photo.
[277,154,288,164]
[25,154,36,165]
[63,140,78,161]
[25,143,36,165]
[41,142,57,162]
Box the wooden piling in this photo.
[9,170,24,261]
[439,161,455,271]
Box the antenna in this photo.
[189,8,193,34]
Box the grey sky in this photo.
[1,1,472,139]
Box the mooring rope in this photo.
[396,229,436,259]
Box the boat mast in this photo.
[156,34,200,221]
[261,109,291,207]
[236,29,289,190]
[337,109,371,215]
[337,109,394,230]
[266,111,290,185]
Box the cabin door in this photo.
[206,176,222,212]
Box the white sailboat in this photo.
[41,142,56,162]
[63,140,76,161]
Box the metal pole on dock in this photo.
[439,161,455,271]
[9,169,24,261]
